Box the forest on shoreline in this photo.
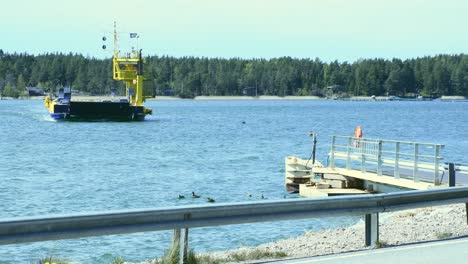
[0,49,466,98]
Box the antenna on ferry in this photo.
[113,21,118,57]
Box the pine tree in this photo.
[16,74,26,96]
[2,82,19,98]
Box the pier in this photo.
[285,135,461,197]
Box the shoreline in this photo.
[5,95,467,101]
[134,203,468,264]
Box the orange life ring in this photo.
[353,126,362,148]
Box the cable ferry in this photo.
[44,23,152,121]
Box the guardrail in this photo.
[1,187,468,263]
[330,136,445,185]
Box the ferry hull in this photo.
[49,101,148,121]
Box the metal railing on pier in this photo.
[1,187,468,263]
[329,136,445,185]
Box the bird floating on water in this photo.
[178,194,185,199]
[192,192,201,198]
[207,197,216,203]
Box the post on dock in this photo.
[413,144,419,182]
[330,136,336,169]
[434,145,441,185]
[310,132,317,165]
[361,152,366,173]
[394,142,400,179]
[365,213,379,247]
[447,163,466,224]
[346,137,352,169]
[377,140,383,176]
[448,163,456,187]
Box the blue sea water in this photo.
[0,99,467,263]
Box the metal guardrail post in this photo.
[394,142,400,179]
[365,213,379,247]
[174,213,191,264]
[434,145,440,185]
[346,137,352,169]
[330,136,336,169]
[465,203,468,225]
[377,140,382,176]
[181,228,188,264]
[413,144,419,182]
[173,228,189,264]
[173,229,181,263]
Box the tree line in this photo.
[0,49,466,98]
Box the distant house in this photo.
[242,87,257,96]
[162,88,174,96]
[25,87,44,96]
[327,84,346,94]
[325,84,346,99]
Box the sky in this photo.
[1,0,467,62]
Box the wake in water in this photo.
[37,114,56,122]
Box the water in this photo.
[0,99,467,263]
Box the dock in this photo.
[286,135,451,197]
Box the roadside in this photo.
[269,236,468,264]
[133,203,468,263]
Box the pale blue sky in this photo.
[1,0,467,61]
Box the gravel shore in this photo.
[135,203,468,263]
[208,203,468,263]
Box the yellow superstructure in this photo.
[112,22,152,115]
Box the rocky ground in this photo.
[134,203,468,263]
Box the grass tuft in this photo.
[37,256,69,264]
[436,232,453,240]
[229,249,288,262]
[193,255,223,264]
[375,240,388,248]
[111,256,125,264]
[158,243,180,264]
[155,243,288,264]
